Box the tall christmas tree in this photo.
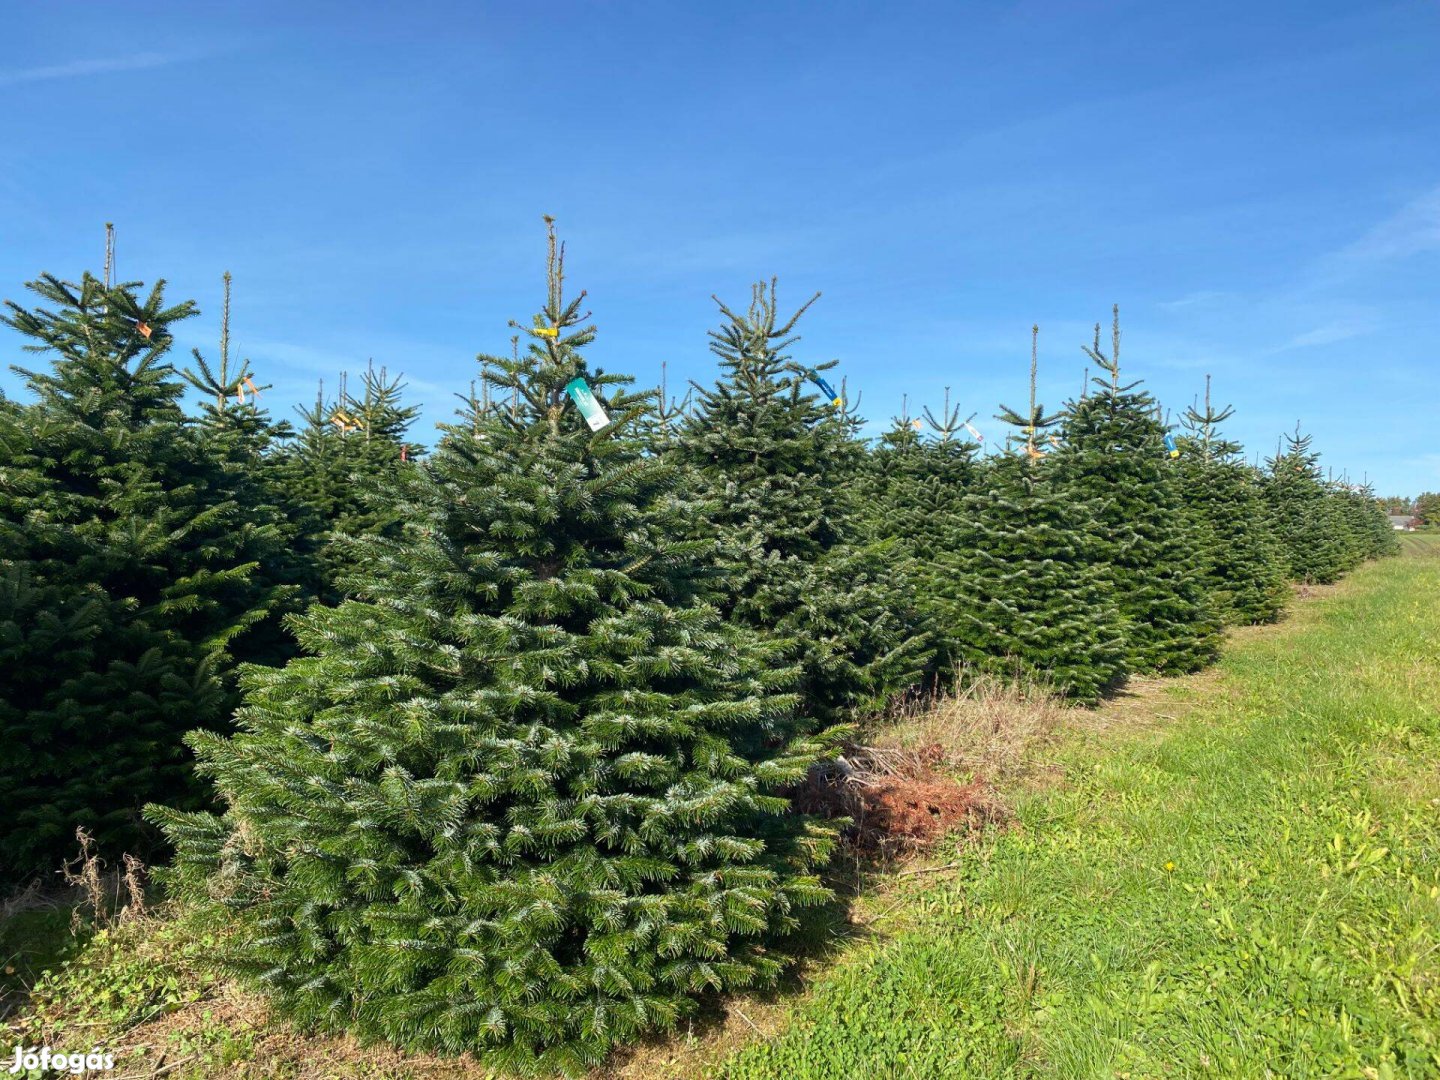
[1174,376,1288,625]
[0,269,287,876]
[943,328,1128,702]
[674,282,929,721]
[272,362,424,601]
[1264,426,1357,585]
[1332,474,1398,565]
[182,273,290,454]
[863,391,982,547]
[150,224,841,1076]
[182,272,311,662]
[861,391,981,673]
[1054,308,1220,675]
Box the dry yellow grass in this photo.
[864,668,1069,783]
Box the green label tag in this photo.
[565,377,610,431]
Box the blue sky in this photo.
[2,1,1437,493]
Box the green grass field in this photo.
[719,539,1440,1079]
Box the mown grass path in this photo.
[720,542,1440,1079]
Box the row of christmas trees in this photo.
[2,226,1394,1073]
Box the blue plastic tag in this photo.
[808,373,842,407]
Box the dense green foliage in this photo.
[149,234,843,1076]
[1266,427,1397,583]
[0,229,1398,1070]
[271,363,424,601]
[910,338,1134,705]
[0,274,291,878]
[859,398,982,672]
[1052,312,1221,675]
[1414,491,1440,527]
[673,282,929,723]
[947,450,1128,703]
[1174,379,1289,625]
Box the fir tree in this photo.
[861,391,981,672]
[1174,376,1288,625]
[635,360,693,452]
[674,281,929,721]
[272,362,424,601]
[1334,477,1399,563]
[150,224,841,1076]
[182,272,311,661]
[0,270,286,876]
[1264,426,1356,584]
[943,328,1127,702]
[864,391,981,543]
[1054,308,1221,674]
[182,273,289,453]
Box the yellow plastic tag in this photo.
[532,326,560,339]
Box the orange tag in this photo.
[136,321,152,339]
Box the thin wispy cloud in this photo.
[1282,317,1374,350]
[1334,184,1440,263]
[0,52,186,87]
[1156,290,1231,311]
[240,338,463,405]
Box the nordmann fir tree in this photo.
[182,271,312,662]
[0,271,288,877]
[1053,308,1220,675]
[943,327,1127,702]
[1173,376,1288,625]
[635,360,693,452]
[149,224,843,1076]
[271,362,423,602]
[1332,474,1398,565]
[861,392,981,673]
[675,282,929,722]
[182,274,290,459]
[1264,425,1357,584]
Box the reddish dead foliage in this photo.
[794,742,1001,854]
[857,775,992,848]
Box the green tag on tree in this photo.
[565,376,610,431]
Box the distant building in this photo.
[1388,514,1419,531]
